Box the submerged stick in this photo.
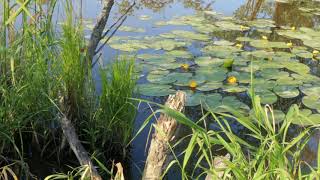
[142,91,186,180]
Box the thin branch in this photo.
[91,52,103,68]
[86,0,114,69]
[100,1,136,40]
[94,16,127,55]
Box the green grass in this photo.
[0,0,137,178]
[132,84,320,180]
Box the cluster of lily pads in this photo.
[86,8,320,126]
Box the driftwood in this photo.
[58,96,102,180]
[142,91,186,180]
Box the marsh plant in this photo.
[0,0,136,178]
[138,90,320,179]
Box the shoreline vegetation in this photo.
[1,0,320,179]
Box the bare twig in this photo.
[100,1,136,41]
[94,16,127,56]
[93,1,136,57]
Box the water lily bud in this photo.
[286,42,293,48]
[223,59,234,68]
[262,35,268,40]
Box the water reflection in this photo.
[117,0,214,13]
[234,0,320,28]
[273,1,320,28]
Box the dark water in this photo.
[33,0,320,178]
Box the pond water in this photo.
[59,0,320,178]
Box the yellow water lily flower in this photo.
[313,50,319,56]
[286,42,293,48]
[291,26,296,31]
[181,63,189,70]
[227,76,237,84]
[189,80,197,89]
[240,25,246,31]
[262,35,268,40]
[235,43,243,49]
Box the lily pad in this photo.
[166,50,193,59]
[273,85,300,98]
[250,40,288,49]
[300,86,320,96]
[256,90,278,104]
[185,91,205,106]
[195,57,224,67]
[302,96,320,113]
[197,81,223,91]
[137,84,175,96]
[119,26,145,33]
[213,40,234,46]
[171,30,210,41]
[139,15,151,21]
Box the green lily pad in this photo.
[119,26,145,33]
[109,42,148,52]
[246,19,276,28]
[214,40,234,46]
[276,77,303,86]
[203,94,223,111]
[137,84,175,96]
[220,96,250,113]
[256,90,278,104]
[166,50,193,59]
[285,62,310,75]
[185,91,205,106]
[294,50,314,59]
[166,72,193,85]
[139,15,151,21]
[292,113,320,126]
[250,109,285,124]
[273,85,300,98]
[215,21,249,31]
[195,57,224,66]
[197,81,223,91]
[223,84,248,93]
[236,37,254,42]
[300,86,320,96]
[302,96,320,113]
[171,30,210,41]
[250,40,288,49]
[202,45,242,58]
[150,39,189,51]
[303,39,320,49]
[154,21,168,26]
[202,71,226,81]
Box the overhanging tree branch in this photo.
[86,0,114,69]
